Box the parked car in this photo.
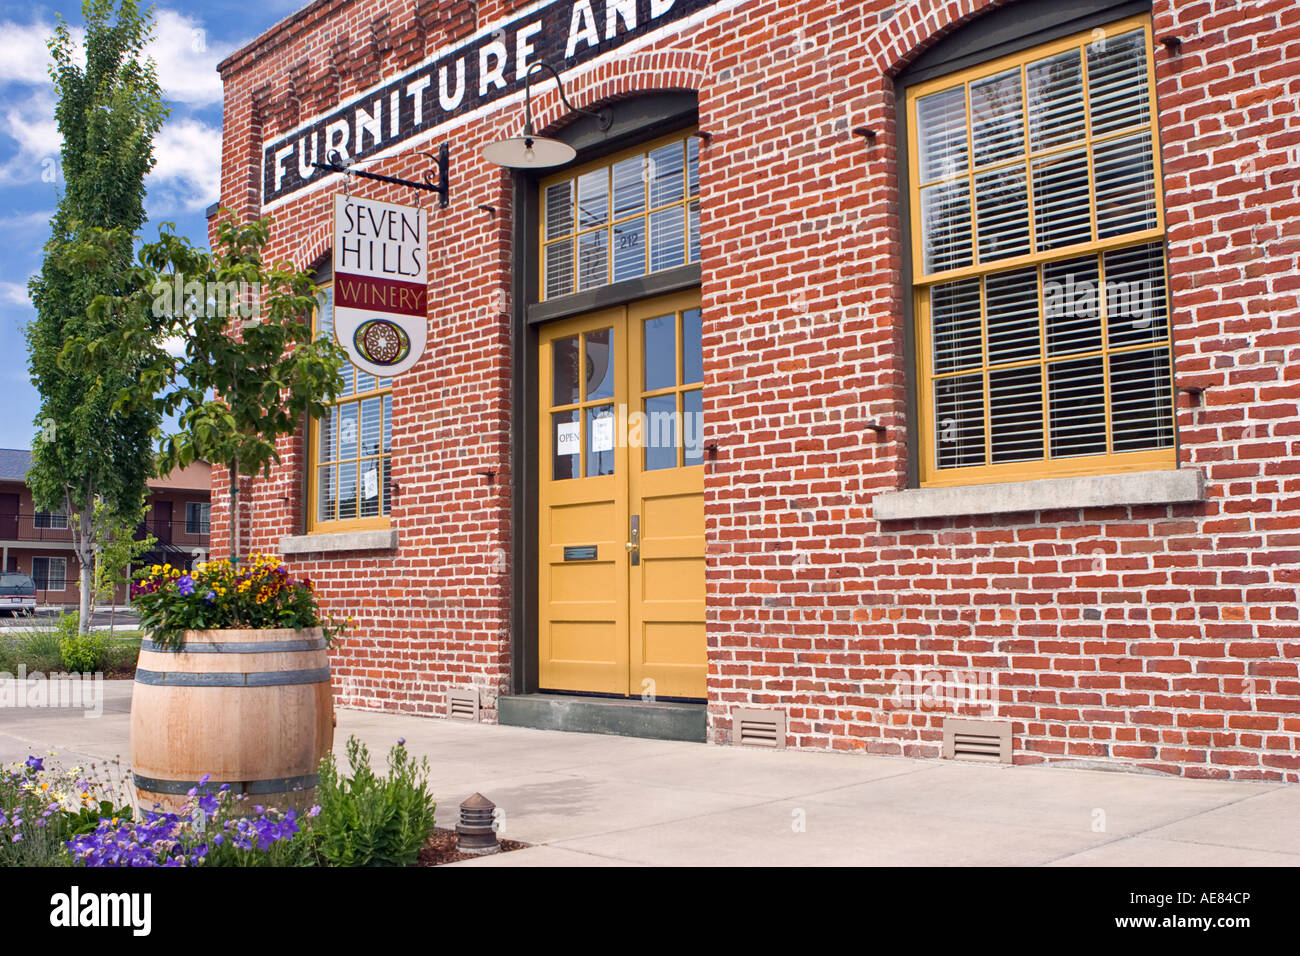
[0,572,36,615]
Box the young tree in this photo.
[25,0,167,633]
[75,216,348,563]
[90,495,155,636]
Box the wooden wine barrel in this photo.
[130,628,334,814]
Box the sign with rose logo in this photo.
[332,194,428,376]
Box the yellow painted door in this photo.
[538,291,706,699]
[627,292,706,699]
[538,308,629,695]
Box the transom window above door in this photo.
[541,129,701,301]
[907,15,1176,486]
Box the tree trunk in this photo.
[77,508,93,636]
[230,460,240,565]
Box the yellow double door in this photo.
[538,290,706,700]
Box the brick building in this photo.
[0,449,212,605]
[214,0,1300,780]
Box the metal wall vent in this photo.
[732,707,786,749]
[447,686,480,722]
[942,718,1012,764]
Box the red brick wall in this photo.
[215,0,1300,780]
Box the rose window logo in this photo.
[353,318,411,366]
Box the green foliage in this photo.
[24,0,168,634]
[64,800,134,838]
[58,616,109,673]
[308,737,437,867]
[0,626,66,674]
[98,633,142,673]
[91,494,154,612]
[68,216,349,562]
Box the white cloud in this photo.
[0,21,79,84]
[148,10,236,108]
[0,8,235,107]
[160,334,188,357]
[0,210,53,231]
[147,116,222,213]
[0,89,59,185]
[0,281,33,307]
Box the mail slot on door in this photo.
[563,546,598,561]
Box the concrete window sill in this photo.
[279,529,398,555]
[872,468,1205,522]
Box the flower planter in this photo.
[130,627,334,813]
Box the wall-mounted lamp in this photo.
[481,62,612,169]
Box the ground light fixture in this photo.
[456,792,500,854]
[481,61,612,169]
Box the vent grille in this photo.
[447,686,480,722]
[732,707,786,749]
[942,718,1012,763]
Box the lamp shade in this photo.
[481,135,576,169]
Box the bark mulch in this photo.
[417,827,529,866]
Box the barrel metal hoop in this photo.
[141,638,328,654]
[134,667,332,687]
[132,772,319,796]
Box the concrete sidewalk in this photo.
[2,680,1296,866]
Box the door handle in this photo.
[626,515,640,566]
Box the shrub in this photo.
[99,634,142,674]
[58,615,108,673]
[0,624,65,673]
[309,737,436,867]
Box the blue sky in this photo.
[0,0,309,450]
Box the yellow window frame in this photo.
[906,13,1177,487]
[307,276,394,533]
[539,127,700,302]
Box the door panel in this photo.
[627,292,706,700]
[538,291,705,700]
[539,309,629,695]
[0,494,17,540]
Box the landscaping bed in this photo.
[418,827,528,866]
[0,735,499,868]
[0,614,141,679]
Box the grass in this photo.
[0,616,142,675]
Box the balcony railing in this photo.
[0,514,209,545]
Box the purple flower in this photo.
[397,737,405,746]
[205,590,216,603]
[177,575,195,596]
[25,756,43,772]
[308,805,321,818]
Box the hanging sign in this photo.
[332,194,428,377]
